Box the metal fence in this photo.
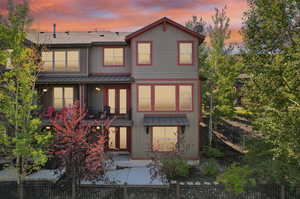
[0,181,298,199]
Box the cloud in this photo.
[0,0,248,42]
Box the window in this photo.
[41,51,53,71]
[178,41,193,65]
[104,48,124,66]
[108,89,116,114]
[41,50,80,71]
[119,127,127,149]
[119,89,127,114]
[138,85,151,111]
[137,84,193,112]
[154,85,176,111]
[152,127,178,152]
[53,87,74,109]
[137,41,152,65]
[179,85,193,111]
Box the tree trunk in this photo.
[208,95,213,146]
[17,156,24,199]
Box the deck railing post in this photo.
[123,183,128,199]
[281,185,285,199]
[176,182,180,199]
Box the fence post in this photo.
[176,182,180,199]
[281,185,285,199]
[123,183,128,199]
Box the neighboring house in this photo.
[2,17,206,160]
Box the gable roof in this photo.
[125,17,205,42]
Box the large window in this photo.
[108,127,128,150]
[152,127,178,152]
[178,41,193,65]
[53,87,74,109]
[41,50,80,71]
[154,86,176,111]
[137,84,193,112]
[103,47,124,66]
[137,41,152,65]
[138,85,151,111]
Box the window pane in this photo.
[152,127,178,151]
[138,42,151,64]
[154,86,176,111]
[119,127,127,149]
[54,51,66,71]
[108,89,116,113]
[41,51,53,71]
[138,86,151,111]
[53,87,63,109]
[64,87,74,107]
[104,48,124,65]
[119,89,127,114]
[179,43,192,64]
[67,51,79,71]
[179,85,192,111]
[109,127,116,149]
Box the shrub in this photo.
[217,164,256,194]
[201,159,220,177]
[148,153,190,182]
[203,146,224,158]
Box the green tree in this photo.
[0,1,51,199]
[201,7,241,145]
[219,1,300,191]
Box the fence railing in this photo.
[0,181,298,199]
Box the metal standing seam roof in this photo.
[36,74,134,84]
[144,115,189,126]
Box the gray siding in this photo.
[130,23,199,79]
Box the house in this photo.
[6,17,206,160]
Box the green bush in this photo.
[203,146,224,158]
[161,158,190,180]
[217,164,256,194]
[201,159,220,177]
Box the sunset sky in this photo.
[0,0,248,43]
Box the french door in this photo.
[105,86,130,115]
[108,127,131,151]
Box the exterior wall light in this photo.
[96,126,101,130]
[45,126,51,130]
[42,88,48,93]
[95,87,101,91]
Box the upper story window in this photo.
[137,41,152,65]
[137,84,193,112]
[53,87,74,110]
[178,41,193,65]
[103,47,124,66]
[41,50,80,72]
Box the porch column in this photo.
[79,84,87,108]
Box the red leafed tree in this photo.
[49,101,115,199]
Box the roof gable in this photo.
[125,17,205,42]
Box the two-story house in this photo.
[25,17,205,160]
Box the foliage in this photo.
[200,158,220,177]
[217,164,256,194]
[0,1,50,199]
[149,152,190,182]
[241,0,300,185]
[202,146,224,159]
[148,133,191,182]
[49,101,115,198]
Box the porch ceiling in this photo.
[36,74,133,84]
